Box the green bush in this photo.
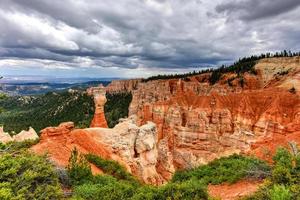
[85,154,137,183]
[73,181,136,200]
[157,179,208,200]
[273,148,293,169]
[271,165,292,185]
[0,151,62,199]
[72,174,137,200]
[72,154,209,200]
[67,148,93,186]
[171,154,270,185]
[270,185,292,200]
[2,139,39,152]
[245,145,300,200]
[73,177,208,200]
[131,186,159,200]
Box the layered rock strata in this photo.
[106,57,300,181]
[32,57,300,184]
[106,79,141,93]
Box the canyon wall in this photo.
[107,57,300,181]
[32,57,300,184]
[106,79,141,93]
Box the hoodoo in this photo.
[88,84,108,128]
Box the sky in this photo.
[0,0,300,78]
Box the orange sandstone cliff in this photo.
[32,57,300,184]
[106,79,141,93]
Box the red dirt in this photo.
[208,180,263,200]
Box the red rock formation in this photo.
[32,117,164,185]
[106,57,300,181]
[32,57,300,185]
[106,79,141,93]
[87,85,108,128]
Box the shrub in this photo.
[85,154,137,183]
[131,186,159,200]
[245,144,300,199]
[0,151,62,199]
[270,185,292,200]
[2,139,39,152]
[67,148,93,186]
[72,153,209,200]
[273,148,293,169]
[171,154,270,185]
[73,181,136,200]
[271,165,292,185]
[158,179,208,200]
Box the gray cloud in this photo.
[0,0,300,77]
[216,0,300,21]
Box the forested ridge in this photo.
[142,51,300,84]
[0,91,95,133]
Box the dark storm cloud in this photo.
[216,0,300,21]
[0,0,300,77]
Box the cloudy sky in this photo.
[0,0,300,78]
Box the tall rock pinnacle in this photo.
[88,84,108,128]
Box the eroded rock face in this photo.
[106,79,141,93]
[130,86,300,179]
[0,127,13,143]
[0,126,38,144]
[32,57,300,185]
[87,85,108,128]
[13,127,39,142]
[32,116,164,185]
[106,57,300,181]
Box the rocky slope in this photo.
[32,117,164,184]
[32,57,300,185]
